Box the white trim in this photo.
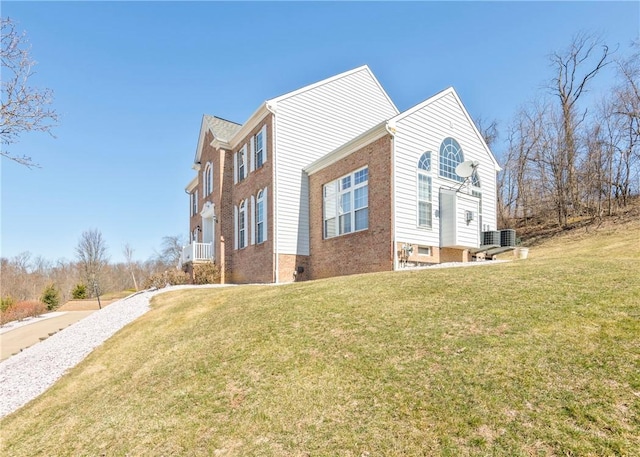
[233,205,238,250]
[228,104,270,149]
[305,122,388,175]
[268,65,398,114]
[249,135,255,172]
[185,176,198,193]
[262,187,268,243]
[389,87,501,172]
[250,195,256,245]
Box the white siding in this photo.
[393,90,497,248]
[273,67,398,255]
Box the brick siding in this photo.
[308,134,394,280]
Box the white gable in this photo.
[392,87,499,250]
[271,65,399,256]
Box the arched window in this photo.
[417,152,432,229]
[439,137,464,182]
[238,200,247,249]
[418,151,431,171]
[256,189,266,244]
[203,162,213,196]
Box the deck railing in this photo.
[181,242,213,263]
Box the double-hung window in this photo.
[236,146,246,182]
[255,189,266,244]
[191,190,198,217]
[238,200,247,249]
[323,167,368,239]
[204,162,213,196]
[254,131,264,169]
[417,152,432,229]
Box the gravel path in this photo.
[0,285,224,419]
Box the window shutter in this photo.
[261,124,267,163]
[233,152,238,184]
[251,195,256,245]
[263,187,268,242]
[249,136,255,172]
[233,205,238,250]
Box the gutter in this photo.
[385,120,398,271]
[265,102,279,283]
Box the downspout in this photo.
[385,120,397,271]
[266,101,278,283]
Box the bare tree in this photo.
[1,17,58,168]
[549,32,611,223]
[123,243,138,291]
[474,116,499,150]
[75,229,109,298]
[154,235,186,268]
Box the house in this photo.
[182,65,502,283]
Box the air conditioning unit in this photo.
[482,231,500,246]
[500,229,516,247]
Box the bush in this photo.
[72,283,87,299]
[41,283,60,310]
[193,262,221,285]
[1,295,15,312]
[0,301,48,326]
[142,270,190,289]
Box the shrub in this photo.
[72,283,87,299]
[1,295,15,312]
[0,301,48,326]
[142,270,190,289]
[193,262,221,285]
[41,283,60,310]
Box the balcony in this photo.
[181,242,213,264]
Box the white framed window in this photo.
[254,129,265,169]
[255,188,267,244]
[203,162,213,196]
[323,167,368,239]
[238,199,247,249]
[471,170,482,214]
[235,146,246,183]
[190,190,198,217]
[418,246,431,256]
[439,137,464,182]
[418,152,432,229]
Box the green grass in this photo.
[1,221,639,456]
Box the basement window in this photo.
[418,246,431,256]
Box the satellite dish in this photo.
[455,160,479,178]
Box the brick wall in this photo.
[308,134,394,280]
[228,114,275,284]
[278,254,310,283]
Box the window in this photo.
[471,169,482,213]
[236,146,246,183]
[254,130,264,169]
[203,162,213,196]
[256,188,267,244]
[439,137,464,182]
[238,200,247,249]
[418,246,431,256]
[417,152,432,229]
[190,190,198,217]
[323,167,368,239]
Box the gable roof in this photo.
[194,115,242,166]
[388,87,501,171]
[225,65,398,149]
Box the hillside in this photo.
[1,217,639,456]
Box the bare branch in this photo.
[1,17,59,167]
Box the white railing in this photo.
[181,242,213,264]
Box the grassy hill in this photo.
[1,219,639,456]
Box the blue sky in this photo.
[1,1,638,264]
